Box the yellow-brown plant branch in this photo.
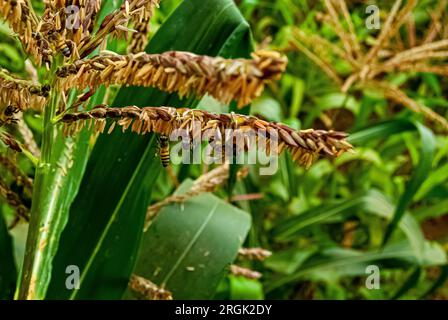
[56,50,288,108]
[44,0,102,44]
[128,0,160,54]
[289,38,342,85]
[0,0,41,61]
[128,274,173,300]
[290,0,448,132]
[77,0,155,58]
[59,105,353,168]
[368,81,448,131]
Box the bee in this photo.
[48,31,71,58]
[159,135,170,168]
[1,105,20,127]
[56,35,72,57]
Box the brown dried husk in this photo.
[0,0,41,62]
[57,50,288,108]
[60,105,353,169]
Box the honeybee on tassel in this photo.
[55,34,72,57]
[1,105,20,127]
[158,135,170,168]
[48,31,74,58]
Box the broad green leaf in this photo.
[131,180,251,299]
[0,212,16,299]
[47,0,253,299]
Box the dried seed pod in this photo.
[0,0,41,63]
[57,50,288,108]
[129,274,173,300]
[0,69,47,111]
[59,105,353,169]
[128,0,160,53]
[238,247,272,261]
[230,264,262,280]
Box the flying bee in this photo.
[159,135,170,168]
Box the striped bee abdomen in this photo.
[159,135,170,167]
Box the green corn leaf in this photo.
[47,0,253,299]
[130,179,251,300]
[383,122,435,246]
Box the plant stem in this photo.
[18,63,60,300]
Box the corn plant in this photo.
[0,0,355,300]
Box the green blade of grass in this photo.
[383,122,435,246]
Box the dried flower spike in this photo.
[238,247,272,261]
[60,105,353,169]
[230,264,262,280]
[0,0,41,62]
[128,0,160,53]
[57,50,288,108]
[129,274,173,300]
[1,69,48,112]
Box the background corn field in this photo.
[1,0,448,300]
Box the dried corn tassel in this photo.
[57,50,288,108]
[60,105,353,169]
